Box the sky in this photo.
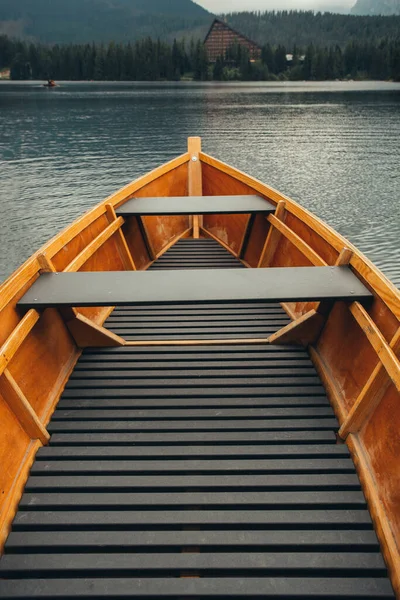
[196,0,354,13]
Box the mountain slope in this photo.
[224,11,400,49]
[351,0,400,14]
[0,0,213,43]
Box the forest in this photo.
[1,35,399,82]
[224,10,400,48]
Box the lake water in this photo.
[0,81,399,286]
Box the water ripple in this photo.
[0,81,399,288]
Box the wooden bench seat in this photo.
[115,195,275,216]
[18,267,372,309]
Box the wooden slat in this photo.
[0,551,386,575]
[188,137,203,238]
[0,370,49,445]
[349,303,400,394]
[340,328,400,437]
[105,204,136,270]
[257,201,286,267]
[0,310,40,377]
[0,577,394,598]
[5,529,379,552]
[64,218,125,273]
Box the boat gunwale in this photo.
[0,141,399,596]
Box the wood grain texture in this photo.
[309,346,347,425]
[188,137,203,238]
[269,310,326,347]
[347,433,400,598]
[0,370,49,444]
[0,436,41,555]
[268,214,328,267]
[0,310,40,377]
[257,201,286,268]
[200,151,400,320]
[349,303,400,394]
[105,205,136,271]
[66,314,125,348]
[64,218,124,273]
[340,329,400,437]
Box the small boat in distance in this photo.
[42,79,57,88]
[0,137,398,598]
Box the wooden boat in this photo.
[0,137,399,598]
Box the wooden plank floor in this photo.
[0,239,394,598]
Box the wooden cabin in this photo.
[204,18,262,62]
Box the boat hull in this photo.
[0,138,399,595]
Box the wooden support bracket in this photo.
[273,247,355,345]
[258,201,286,267]
[0,370,49,445]
[268,309,326,347]
[339,327,400,438]
[64,312,125,348]
[105,204,137,271]
[37,252,57,273]
[188,137,203,239]
[137,216,156,261]
[238,214,256,259]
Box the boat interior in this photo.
[0,137,399,598]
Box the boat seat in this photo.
[115,195,276,216]
[18,267,372,309]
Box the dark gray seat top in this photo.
[116,196,275,216]
[18,267,372,309]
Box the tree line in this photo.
[224,10,400,49]
[1,35,399,82]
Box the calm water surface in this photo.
[0,81,399,285]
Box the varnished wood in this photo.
[0,439,41,555]
[268,214,328,267]
[124,338,270,347]
[336,248,353,266]
[37,253,57,273]
[349,302,400,394]
[105,205,136,271]
[188,137,203,239]
[137,217,156,260]
[0,310,40,377]
[269,309,326,347]
[0,137,399,592]
[347,434,400,598]
[201,150,400,319]
[200,227,241,259]
[257,201,286,267]
[64,217,125,273]
[66,314,125,348]
[0,371,49,445]
[309,347,347,424]
[339,328,400,438]
[154,228,193,260]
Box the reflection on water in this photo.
[0,81,399,286]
